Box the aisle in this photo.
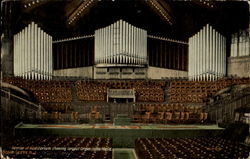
[113,148,137,159]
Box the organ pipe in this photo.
[94,20,147,65]
[230,29,250,57]
[188,24,226,81]
[13,21,53,80]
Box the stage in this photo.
[15,123,224,148]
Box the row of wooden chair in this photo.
[136,104,203,113]
[169,78,250,103]
[135,137,250,159]
[76,80,165,102]
[8,136,112,148]
[3,77,72,103]
[3,136,112,159]
[41,111,79,122]
[133,111,208,124]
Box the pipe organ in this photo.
[94,20,147,65]
[230,29,250,57]
[13,22,53,80]
[188,24,226,81]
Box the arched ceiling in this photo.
[8,0,249,41]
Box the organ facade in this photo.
[188,24,226,81]
[13,22,53,80]
[94,20,147,66]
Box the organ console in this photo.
[13,22,53,80]
[94,19,147,66]
[188,24,226,81]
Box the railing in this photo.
[205,86,250,123]
[1,89,44,111]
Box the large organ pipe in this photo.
[247,32,250,56]
[24,27,28,79]
[34,24,38,79]
[13,34,17,76]
[27,24,31,79]
[206,25,209,80]
[13,22,53,80]
[21,30,24,78]
[188,24,226,81]
[198,31,201,80]
[132,25,135,64]
[188,36,191,79]
[31,22,34,79]
[230,28,250,57]
[194,33,197,80]
[219,33,223,76]
[125,21,129,64]
[94,20,147,65]
[128,24,131,64]
[15,33,19,76]
[239,32,243,57]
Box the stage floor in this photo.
[16,123,223,130]
[15,123,224,148]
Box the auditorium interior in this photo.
[1,0,250,158]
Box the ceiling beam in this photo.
[66,0,97,25]
[192,0,217,9]
[21,0,51,12]
[144,0,173,26]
